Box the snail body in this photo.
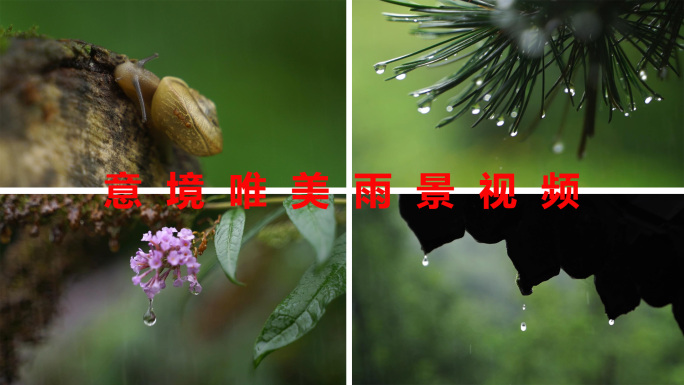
[114,54,223,156]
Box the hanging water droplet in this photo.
[553,141,564,154]
[412,93,420,98]
[374,63,386,75]
[483,94,492,102]
[510,109,519,118]
[471,104,481,115]
[541,111,546,119]
[396,73,407,80]
[520,322,527,331]
[446,105,453,112]
[564,87,576,96]
[656,96,663,101]
[522,304,526,310]
[609,319,615,326]
[191,288,200,296]
[624,112,630,117]
[143,299,157,326]
[418,105,431,114]
[510,129,518,137]
[645,96,653,104]
[475,77,483,86]
[422,255,429,267]
[639,69,647,81]
[496,117,505,127]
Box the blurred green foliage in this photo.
[0,0,345,187]
[353,0,684,187]
[353,200,684,384]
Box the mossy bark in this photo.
[0,38,201,187]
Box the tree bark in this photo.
[0,38,201,187]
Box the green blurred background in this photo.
[353,199,684,384]
[0,0,345,187]
[15,202,345,384]
[353,0,684,187]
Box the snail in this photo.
[114,53,223,156]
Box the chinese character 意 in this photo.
[104,172,142,209]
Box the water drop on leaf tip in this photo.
[609,319,615,326]
[422,255,429,267]
[521,322,527,331]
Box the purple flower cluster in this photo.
[130,227,201,299]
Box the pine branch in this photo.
[375,0,684,158]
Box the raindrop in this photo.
[496,117,505,127]
[422,255,429,267]
[483,94,492,102]
[645,96,653,104]
[396,73,407,80]
[639,69,647,81]
[520,322,527,331]
[374,63,386,75]
[522,304,526,310]
[471,104,481,115]
[553,141,564,154]
[143,299,156,327]
[609,319,615,326]
[418,105,431,114]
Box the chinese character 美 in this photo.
[231,172,267,209]
[292,172,329,209]
[355,173,391,209]
[167,172,205,209]
[105,172,142,209]
[541,172,579,209]
[479,172,516,209]
[416,172,454,209]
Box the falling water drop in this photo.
[143,299,157,326]
[374,63,386,75]
[609,319,615,326]
[422,255,429,267]
[520,322,527,331]
[396,73,407,80]
[522,304,526,311]
[553,141,564,154]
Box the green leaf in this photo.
[253,233,346,368]
[214,207,246,286]
[283,194,336,265]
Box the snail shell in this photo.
[114,54,223,156]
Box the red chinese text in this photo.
[292,172,330,209]
[355,173,391,209]
[416,172,454,209]
[230,172,267,209]
[167,171,204,209]
[480,172,516,209]
[104,172,141,209]
[542,172,579,209]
